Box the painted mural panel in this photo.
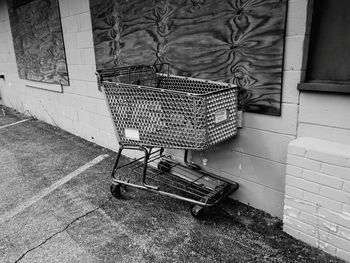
[8,0,69,85]
[90,0,287,115]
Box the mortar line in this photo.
[0,119,31,130]
[0,154,109,225]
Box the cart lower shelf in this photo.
[110,145,239,218]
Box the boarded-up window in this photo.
[299,0,350,93]
[90,0,288,116]
[8,0,69,85]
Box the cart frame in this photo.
[97,65,240,217]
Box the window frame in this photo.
[298,0,350,94]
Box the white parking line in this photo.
[0,154,109,225]
[0,119,31,130]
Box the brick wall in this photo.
[284,137,350,261]
[282,1,350,259]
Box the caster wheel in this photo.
[190,205,205,219]
[110,184,122,198]
[158,160,172,173]
[121,184,128,192]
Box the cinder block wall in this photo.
[0,0,119,152]
[298,92,350,146]
[284,138,350,261]
[0,0,307,218]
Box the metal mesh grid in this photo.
[114,152,234,206]
[98,65,158,87]
[158,74,229,94]
[102,70,238,150]
[207,90,237,145]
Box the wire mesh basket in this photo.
[98,65,238,150]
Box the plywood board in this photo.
[90,0,287,115]
[8,0,69,85]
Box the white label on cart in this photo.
[214,109,228,124]
[125,128,140,141]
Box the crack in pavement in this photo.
[14,197,113,263]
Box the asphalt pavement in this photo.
[0,106,344,263]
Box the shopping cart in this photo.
[97,64,239,218]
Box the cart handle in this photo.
[105,81,238,97]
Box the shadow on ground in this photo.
[0,106,344,263]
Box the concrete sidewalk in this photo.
[0,106,344,263]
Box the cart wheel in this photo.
[121,184,128,192]
[190,205,205,219]
[110,184,122,198]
